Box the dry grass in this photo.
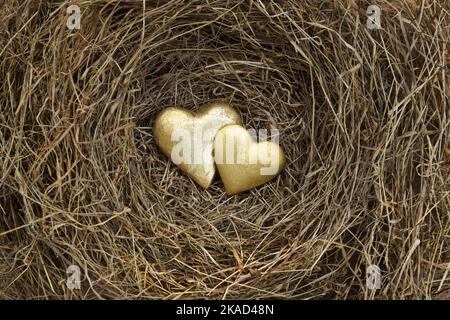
[0,0,449,299]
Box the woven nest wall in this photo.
[0,0,448,299]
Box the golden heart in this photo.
[214,125,286,195]
[153,103,242,188]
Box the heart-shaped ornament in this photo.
[153,103,242,188]
[214,125,285,195]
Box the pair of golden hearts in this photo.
[153,102,285,195]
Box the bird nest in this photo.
[0,0,448,299]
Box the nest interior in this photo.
[0,0,448,299]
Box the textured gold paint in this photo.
[153,103,242,188]
[214,125,285,195]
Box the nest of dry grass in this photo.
[0,0,449,299]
